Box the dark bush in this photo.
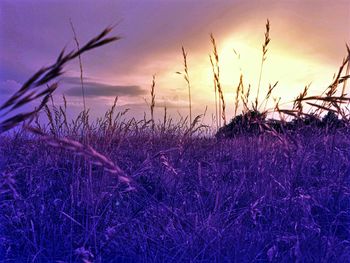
[216,111,348,138]
[216,110,266,138]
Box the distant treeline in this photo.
[216,110,347,138]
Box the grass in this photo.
[1,124,350,262]
[1,22,350,262]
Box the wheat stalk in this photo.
[69,19,86,118]
[181,46,192,126]
[26,126,131,184]
[0,26,120,133]
[210,34,226,126]
[209,55,219,130]
[150,75,156,131]
[256,19,270,110]
[341,44,350,96]
[234,74,243,117]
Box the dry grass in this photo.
[1,21,350,262]
[150,75,156,131]
[181,46,193,126]
[256,19,270,110]
[0,26,120,134]
[210,34,226,126]
[1,122,350,262]
[33,128,128,179]
[69,19,86,117]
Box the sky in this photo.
[1,0,350,123]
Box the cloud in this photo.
[60,76,94,84]
[1,0,349,121]
[138,101,188,109]
[63,80,146,98]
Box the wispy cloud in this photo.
[62,77,145,98]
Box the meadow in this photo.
[0,23,350,262]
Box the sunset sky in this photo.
[1,0,349,123]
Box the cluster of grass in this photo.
[1,120,350,262]
[1,22,350,262]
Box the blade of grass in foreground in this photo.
[0,26,121,134]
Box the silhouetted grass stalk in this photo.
[341,44,350,96]
[209,55,219,130]
[210,34,226,126]
[0,26,120,133]
[69,19,86,120]
[262,81,278,111]
[234,74,243,117]
[150,74,156,131]
[26,126,131,184]
[256,19,270,110]
[181,46,193,126]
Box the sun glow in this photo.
[172,33,340,119]
[106,29,344,123]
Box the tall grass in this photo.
[181,46,192,126]
[69,19,86,118]
[210,34,226,126]
[1,21,350,262]
[150,74,156,131]
[256,19,270,110]
[0,26,120,134]
[1,113,350,261]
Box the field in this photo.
[1,25,350,262]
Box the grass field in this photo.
[1,24,350,262]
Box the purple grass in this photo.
[1,22,350,263]
[1,123,350,262]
